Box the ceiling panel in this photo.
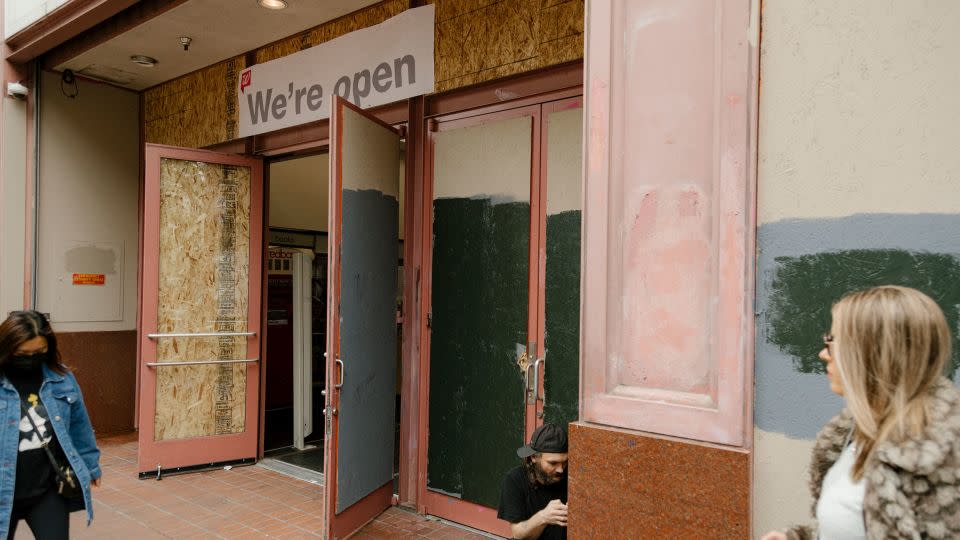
[55,0,380,90]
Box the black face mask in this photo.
[6,352,46,373]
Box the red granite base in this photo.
[568,422,750,538]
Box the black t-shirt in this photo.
[6,367,60,501]
[497,465,568,540]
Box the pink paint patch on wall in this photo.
[581,0,757,446]
[623,186,712,393]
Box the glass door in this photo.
[138,145,263,476]
[422,105,541,536]
[421,96,584,536]
[539,98,583,429]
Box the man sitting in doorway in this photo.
[497,423,569,539]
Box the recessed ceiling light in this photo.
[130,55,158,67]
[258,0,287,9]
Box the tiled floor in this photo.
[13,432,491,539]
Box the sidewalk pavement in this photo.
[13,432,490,540]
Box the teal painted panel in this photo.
[427,197,529,508]
[768,249,960,375]
[543,210,581,430]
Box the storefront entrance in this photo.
[134,69,582,539]
[135,98,405,539]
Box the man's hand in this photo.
[537,499,568,527]
[509,500,569,539]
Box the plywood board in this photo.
[255,0,407,64]
[142,0,582,148]
[154,158,251,440]
[431,0,584,92]
[144,56,245,148]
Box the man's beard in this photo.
[525,458,564,486]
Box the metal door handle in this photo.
[148,331,256,339]
[146,358,258,367]
[335,357,344,389]
[530,358,544,403]
[525,341,537,405]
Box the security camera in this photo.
[6,82,28,99]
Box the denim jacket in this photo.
[0,364,101,536]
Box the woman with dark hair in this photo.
[0,311,101,539]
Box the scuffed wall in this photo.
[754,1,960,536]
[144,0,584,148]
[36,71,140,332]
[268,154,330,233]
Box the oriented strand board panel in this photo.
[154,158,251,440]
[142,0,583,148]
[256,0,407,64]
[431,0,584,92]
[144,56,245,148]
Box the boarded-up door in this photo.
[138,145,263,476]
[323,97,401,539]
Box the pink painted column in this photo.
[570,0,759,536]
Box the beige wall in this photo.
[545,107,582,215]
[433,116,532,202]
[754,1,960,537]
[269,154,329,233]
[35,72,139,332]
[269,150,405,240]
[0,96,27,315]
[758,0,960,224]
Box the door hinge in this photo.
[426,312,432,329]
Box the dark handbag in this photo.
[19,401,83,500]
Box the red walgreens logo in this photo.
[240,70,252,94]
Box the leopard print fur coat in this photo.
[786,377,960,539]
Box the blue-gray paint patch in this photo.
[336,188,398,513]
[756,214,960,439]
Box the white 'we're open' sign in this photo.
[238,5,435,138]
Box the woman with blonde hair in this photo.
[762,285,960,540]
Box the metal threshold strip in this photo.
[138,457,256,480]
[258,459,324,486]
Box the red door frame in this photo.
[138,144,264,474]
[416,88,580,535]
[534,96,585,425]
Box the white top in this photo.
[816,442,867,540]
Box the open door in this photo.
[138,144,263,477]
[323,96,401,538]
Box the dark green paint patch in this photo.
[427,197,529,508]
[544,210,581,430]
[768,250,960,375]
